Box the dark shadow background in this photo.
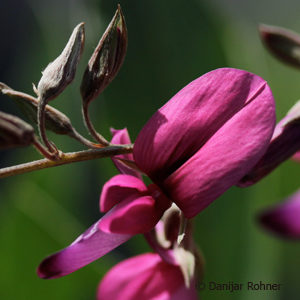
[0,0,299,299]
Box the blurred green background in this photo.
[0,0,299,299]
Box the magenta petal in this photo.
[37,220,132,279]
[171,280,198,300]
[111,128,141,178]
[239,108,300,186]
[111,128,131,145]
[292,151,300,163]
[99,195,164,235]
[259,190,300,239]
[97,253,197,300]
[100,174,148,212]
[163,81,275,218]
[144,229,178,266]
[134,68,273,182]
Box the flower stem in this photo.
[0,144,133,179]
[82,103,110,146]
[69,128,106,149]
[37,97,58,154]
[32,136,61,160]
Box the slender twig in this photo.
[82,103,110,146]
[37,98,57,153]
[68,128,105,149]
[32,136,60,160]
[0,144,133,179]
[1,85,107,150]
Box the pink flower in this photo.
[98,204,199,300]
[237,100,300,239]
[259,190,300,239]
[97,253,198,300]
[133,68,275,217]
[110,128,141,178]
[239,99,300,186]
[38,67,276,279]
[38,128,170,279]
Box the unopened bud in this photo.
[0,111,35,149]
[0,83,74,135]
[259,24,300,68]
[238,100,300,186]
[37,22,85,102]
[80,5,127,104]
[258,190,300,239]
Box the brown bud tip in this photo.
[37,22,85,102]
[259,24,300,68]
[0,111,35,149]
[80,5,127,104]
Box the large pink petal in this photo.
[97,253,197,300]
[163,82,275,217]
[259,190,300,239]
[134,68,273,182]
[100,174,148,213]
[100,185,171,235]
[110,128,141,178]
[99,195,162,235]
[38,220,132,279]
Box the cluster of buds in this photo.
[1,5,128,162]
[1,6,300,300]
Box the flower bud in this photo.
[37,22,85,102]
[80,5,127,104]
[0,82,74,135]
[259,24,300,68]
[238,100,300,186]
[258,190,300,239]
[0,111,35,149]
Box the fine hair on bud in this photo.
[0,83,75,136]
[37,22,85,103]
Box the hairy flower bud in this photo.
[0,83,74,135]
[37,22,85,102]
[0,111,35,149]
[80,5,127,104]
[259,24,300,68]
